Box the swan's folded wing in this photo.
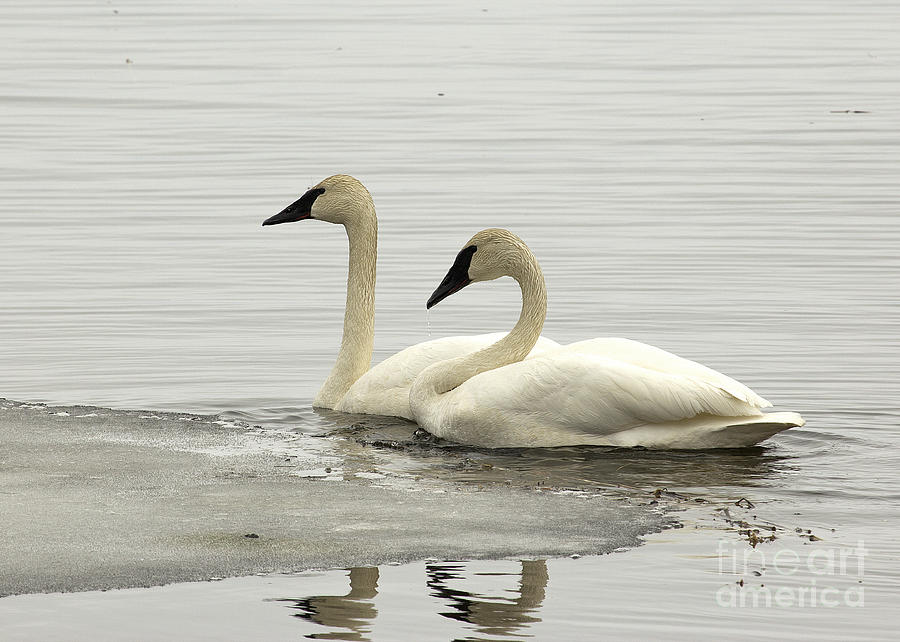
[338,334,559,418]
[553,338,770,408]
[444,352,765,446]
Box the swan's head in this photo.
[427,228,533,309]
[262,174,373,227]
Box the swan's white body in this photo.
[410,229,804,449]
[265,175,555,420]
[335,333,560,417]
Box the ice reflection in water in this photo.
[277,567,379,641]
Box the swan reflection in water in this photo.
[311,406,795,493]
[276,560,548,641]
[277,567,379,641]
[426,560,548,639]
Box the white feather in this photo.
[410,229,804,449]
[336,333,560,419]
[417,346,801,448]
[268,177,557,420]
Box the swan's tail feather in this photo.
[706,411,805,448]
[603,411,805,449]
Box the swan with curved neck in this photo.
[410,228,805,449]
[262,176,557,417]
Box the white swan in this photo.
[263,176,558,418]
[409,228,805,449]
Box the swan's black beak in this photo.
[426,245,477,309]
[262,187,325,226]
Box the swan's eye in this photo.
[452,244,477,274]
[447,245,476,277]
[458,244,477,263]
[262,187,325,226]
[426,244,477,309]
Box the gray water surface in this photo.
[2,0,899,639]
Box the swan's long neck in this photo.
[411,250,546,407]
[313,207,377,408]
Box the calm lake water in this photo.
[2,0,899,639]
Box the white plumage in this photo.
[264,176,556,419]
[336,333,560,417]
[410,229,804,449]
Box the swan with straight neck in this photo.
[264,175,376,408]
[262,176,558,417]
